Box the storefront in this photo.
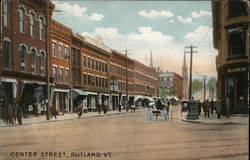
[0,78,17,119]
[20,81,46,116]
[71,89,87,113]
[217,63,248,114]
[54,88,70,114]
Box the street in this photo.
[0,106,248,160]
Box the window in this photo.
[31,49,36,73]
[40,52,45,75]
[53,67,57,82]
[87,57,90,68]
[30,13,35,37]
[20,45,26,71]
[99,61,101,71]
[59,44,63,58]
[52,42,56,57]
[91,59,94,69]
[3,40,11,69]
[59,68,63,82]
[83,74,87,85]
[228,1,247,18]
[96,60,98,70]
[65,69,69,83]
[83,56,87,67]
[65,47,69,60]
[227,26,246,58]
[39,18,44,40]
[102,63,105,72]
[96,77,98,86]
[104,63,107,73]
[3,0,9,27]
[92,75,95,86]
[99,77,101,87]
[88,75,91,85]
[19,8,25,33]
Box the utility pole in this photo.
[46,1,51,120]
[0,0,3,84]
[125,50,128,112]
[203,76,206,102]
[157,67,160,97]
[185,45,198,100]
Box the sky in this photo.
[52,0,218,77]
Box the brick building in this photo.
[159,72,183,100]
[51,20,72,114]
[0,0,54,117]
[212,0,249,114]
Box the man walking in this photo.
[210,99,214,114]
[226,98,230,118]
[197,100,202,116]
[215,99,222,119]
[203,99,211,118]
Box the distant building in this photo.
[159,72,183,100]
[212,0,249,114]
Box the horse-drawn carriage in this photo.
[147,100,168,120]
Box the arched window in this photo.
[3,40,11,69]
[31,49,36,73]
[19,8,25,32]
[3,0,9,27]
[39,17,44,40]
[30,13,35,36]
[20,45,26,71]
[40,52,45,75]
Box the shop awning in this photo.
[0,78,17,83]
[54,88,69,93]
[23,80,46,85]
[85,91,98,95]
[134,95,143,101]
[72,89,88,96]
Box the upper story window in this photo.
[228,1,247,18]
[3,40,12,70]
[59,68,63,82]
[30,13,35,37]
[31,49,36,73]
[3,0,9,27]
[20,45,26,72]
[226,25,246,59]
[40,52,45,75]
[83,56,87,67]
[39,17,45,40]
[87,57,90,68]
[91,59,95,69]
[65,69,69,83]
[19,8,25,33]
[65,47,69,60]
[53,66,57,82]
[52,42,56,57]
[95,60,98,70]
[59,44,63,58]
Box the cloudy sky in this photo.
[52,1,217,77]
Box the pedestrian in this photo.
[12,101,18,124]
[226,98,230,118]
[17,105,23,125]
[197,100,202,116]
[50,103,57,119]
[210,99,215,114]
[203,99,210,118]
[7,103,14,125]
[215,99,222,119]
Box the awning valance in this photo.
[54,88,69,93]
[72,89,88,96]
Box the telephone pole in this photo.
[185,45,198,100]
[157,67,160,97]
[203,76,206,102]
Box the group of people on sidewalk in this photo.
[197,98,230,119]
[1,99,23,125]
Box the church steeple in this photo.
[150,50,153,68]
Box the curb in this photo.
[180,118,248,125]
[0,111,136,128]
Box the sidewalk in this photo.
[181,112,249,125]
[0,109,133,127]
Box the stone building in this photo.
[212,0,249,114]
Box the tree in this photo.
[192,79,203,95]
[207,77,217,99]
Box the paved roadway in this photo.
[0,106,248,160]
